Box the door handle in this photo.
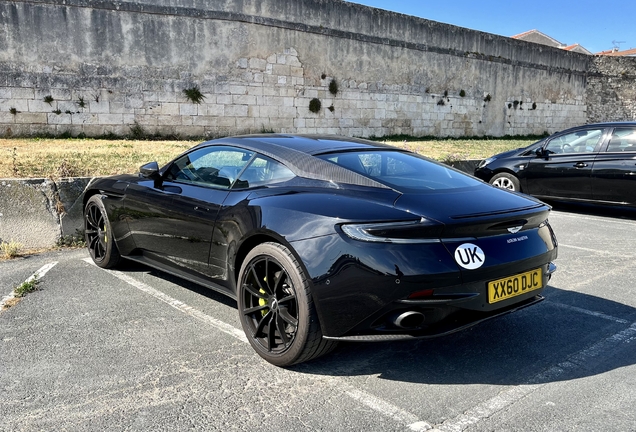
[573,162,588,168]
[194,206,210,212]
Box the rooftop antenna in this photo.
[612,40,626,50]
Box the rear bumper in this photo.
[324,294,545,342]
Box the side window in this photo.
[165,146,253,189]
[232,155,295,189]
[545,129,604,154]
[607,127,636,152]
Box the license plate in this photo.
[488,268,543,304]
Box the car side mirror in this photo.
[140,161,160,179]
[535,148,547,158]
[139,161,165,189]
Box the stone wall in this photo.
[0,0,605,138]
[587,57,636,124]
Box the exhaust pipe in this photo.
[392,311,425,329]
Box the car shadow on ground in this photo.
[289,285,636,384]
[113,259,239,309]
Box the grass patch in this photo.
[0,240,23,259]
[0,136,541,178]
[14,277,39,298]
[57,233,86,248]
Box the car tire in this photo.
[84,195,121,269]
[490,172,520,192]
[237,242,337,366]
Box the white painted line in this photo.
[82,258,248,343]
[0,262,59,310]
[557,243,614,255]
[83,258,430,431]
[551,212,636,227]
[547,301,629,324]
[433,322,636,431]
[345,388,431,431]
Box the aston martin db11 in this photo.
[84,134,558,366]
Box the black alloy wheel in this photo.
[237,242,336,366]
[84,195,121,268]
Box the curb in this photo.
[0,177,95,249]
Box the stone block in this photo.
[15,113,47,124]
[47,112,72,124]
[225,105,248,117]
[98,114,123,125]
[28,99,54,112]
[180,104,199,116]
[72,113,98,125]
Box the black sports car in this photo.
[474,122,636,208]
[84,135,558,366]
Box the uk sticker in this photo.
[454,243,485,269]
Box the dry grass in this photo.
[0,240,23,259]
[1,297,20,310]
[385,138,535,161]
[0,138,194,178]
[0,137,537,178]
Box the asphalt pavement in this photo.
[1,206,635,431]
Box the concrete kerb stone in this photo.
[0,177,96,249]
[0,161,482,249]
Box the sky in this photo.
[346,0,636,54]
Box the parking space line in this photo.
[81,258,248,343]
[547,301,629,324]
[557,243,615,255]
[432,322,636,431]
[345,388,431,431]
[0,262,58,311]
[551,212,636,227]
[83,258,431,431]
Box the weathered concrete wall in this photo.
[0,179,62,248]
[0,177,93,249]
[0,0,594,138]
[587,57,636,124]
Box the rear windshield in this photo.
[317,150,481,191]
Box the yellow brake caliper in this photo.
[259,275,268,316]
[259,289,268,316]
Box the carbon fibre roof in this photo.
[193,135,401,190]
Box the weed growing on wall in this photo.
[9,108,19,115]
[329,79,339,96]
[309,98,322,113]
[183,86,205,104]
[43,95,54,105]
[77,97,86,108]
